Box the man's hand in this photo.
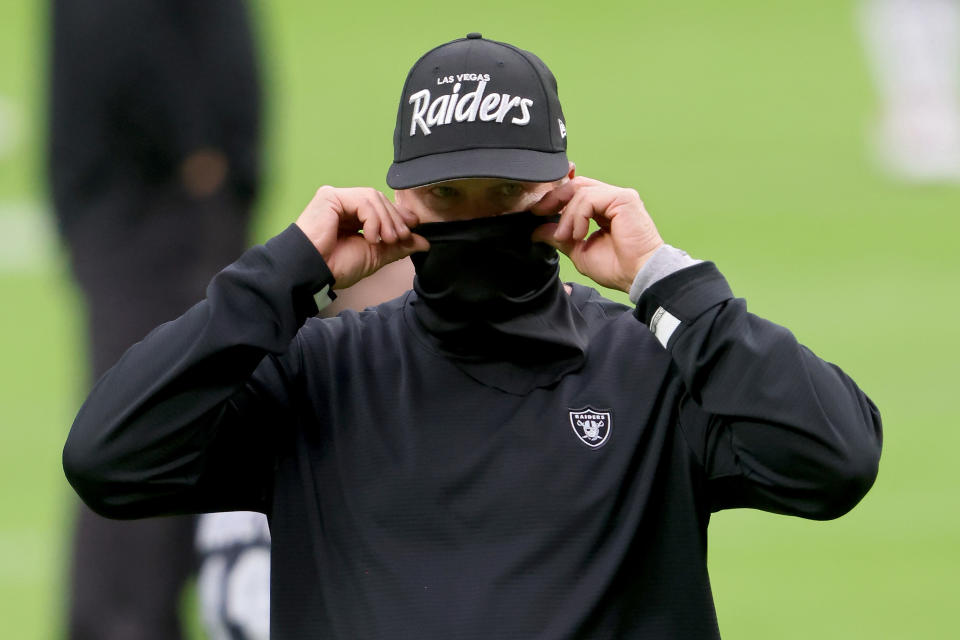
[531,177,664,293]
[296,186,429,289]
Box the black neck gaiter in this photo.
[408,211,590,393]
[411,211,561,321]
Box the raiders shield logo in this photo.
[569,407,612,448]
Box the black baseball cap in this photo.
[386,33,569,189]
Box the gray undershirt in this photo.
[628,245,702,305]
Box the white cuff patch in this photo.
[649,306,681,348]
[313,284,335,311]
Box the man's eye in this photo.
[498,183,524,198]
[430,186,457,198]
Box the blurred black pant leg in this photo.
[64,190,252,640]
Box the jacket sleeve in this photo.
[62,225,334,518]
[634,263,882,520]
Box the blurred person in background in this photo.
[48,1,262,638]
[194,260,414,640]
[860,0,960,181]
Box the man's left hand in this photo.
[531,177,664,293]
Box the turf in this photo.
[1,0,958,637]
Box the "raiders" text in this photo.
[408,81,534,136]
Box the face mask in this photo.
[410,211,561,321]
[406,210,589,392]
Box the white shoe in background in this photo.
[860,0,960,182]
[875,103,960,180]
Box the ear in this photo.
[566,161,576,180]
[393,188,408,205]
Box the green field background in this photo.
[1,1,958,637]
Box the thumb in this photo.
[375,233,430,266]
[532,222,575,255]
[531,222,559,246]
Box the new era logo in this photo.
[569,406,612,448]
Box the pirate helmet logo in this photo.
[569,407,612,448]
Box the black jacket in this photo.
[63,225,882,639]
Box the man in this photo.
[49,1,261,638]
[63,34,882,638]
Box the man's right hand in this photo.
[295,186,429,289]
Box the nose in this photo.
[451,195,512,220]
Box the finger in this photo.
[570,175,606,187]
[360,204,382,243]
[369,193,398,243]
[374,233,430,267]
[551,191,576,240]
[380,192,410,242]
[530,179,580,216]
[554,187,596,241]
[338,188,384,243]
[564,185,624,240]
[567,190,594,241]
[309,184,336,207]
[381,193,412,240]
[327,187,368,234]
[583,226,610,251]
[297,186,343,252]
[388,210,412,240]
[393,202,421,228]
[573,213,591,242]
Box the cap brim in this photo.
[386,148,569,189]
